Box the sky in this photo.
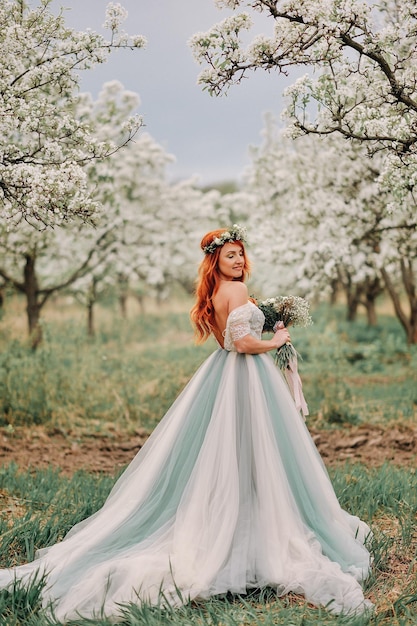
[50,0,297,186]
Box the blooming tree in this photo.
[0,0,145,227]
[103,137,219,304]
[243,115,417,341]
[67,127,177,334]
[190,1,417,341]
[0,74,221,343]
[68,171,220,335]
[0,81,142,346]
[190,0,417,205]
[0,221,116,346]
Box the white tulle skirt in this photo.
[0,350,372,620]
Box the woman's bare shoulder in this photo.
[218,281,249,313]
[218,281,248,297]
[213,281,248,321]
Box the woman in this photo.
[0,226,372,620]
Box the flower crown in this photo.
[203,224,247,254]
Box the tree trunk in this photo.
[345,285,360,321]
[119,293,128,318]
[87,279,97,337]
[365,298,378,326]
[346,299,358,321]
[346,277,381,325]
[362,276,383,327]
[410,320,417,344]
[156,287,164,307]
[343,273,363,322]
[87,301,95,337]
[118,273,129,318]
[24,254,42,349]
[329,279,339,306]
[381,265,417,344]
[136,294,145,314]
[401,258,417,344]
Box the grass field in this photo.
[0,294,416,624]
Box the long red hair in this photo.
[190,229,251,344]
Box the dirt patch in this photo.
[0,425,150,475]
[0,422,416,476]
[311,422,417,467]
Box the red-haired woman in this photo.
[0,226,372,620]
[190,226,290,351]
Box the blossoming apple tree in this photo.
[0,76,220,343]
[190,0,417,200]
[69,122,219,334]
[0,0,145,228]
[191,0,417,342]
[0,80,142,346]
[244,115,417,341]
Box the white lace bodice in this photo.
[222,301,265,352]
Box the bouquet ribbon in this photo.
[283,351,309,419]
[273,321,309,418]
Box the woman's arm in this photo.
[234,327,290,354]
[222,282,291,354]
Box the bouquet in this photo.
[257,295,313,369]
[256,295,313,418]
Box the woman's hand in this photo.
[273,321,291,349]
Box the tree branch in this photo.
[37,228,116,307]
[0,267,25,292]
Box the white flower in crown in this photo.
[203,224,247,254]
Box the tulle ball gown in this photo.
[0,302,372,620]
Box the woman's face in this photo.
[217,242,245,281]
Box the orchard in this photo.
[0,2,416,624]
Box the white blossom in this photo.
[191,0,417,202]
[239,113,417,339]
[103,2,128,31]
[0,0,146,227]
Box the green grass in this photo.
[0,304,213,431]
[289,304,417,427]
[0,299,415,432]
[0,583,378,626]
